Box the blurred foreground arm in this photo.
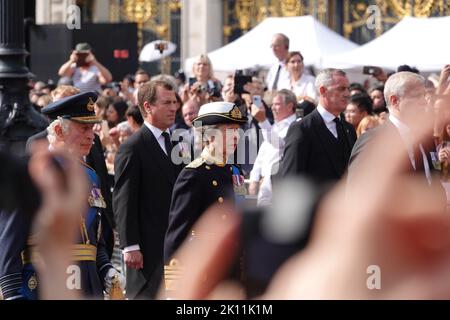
[28,142,89,300]
[159,99,450,299]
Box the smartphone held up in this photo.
[252,95,264,108]
[362,65,382,76]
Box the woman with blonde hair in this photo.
[181,54,222,103]
[191,54,215,82]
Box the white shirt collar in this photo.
[389,114,411,138]
[317,104,337,124]
[144,121,170,139]
[275,113,296,129]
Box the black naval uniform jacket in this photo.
[0,157,113,300]
[26,131,115,258]
[164,154,238,263]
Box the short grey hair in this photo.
[315,68,346,91]
[276,89,297,112]
[117,121,132,135]
[47,117,70,144]
[384,71,425,108]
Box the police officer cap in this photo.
[41,91,101,124]
[193,101,247,126]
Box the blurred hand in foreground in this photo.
[160,100,450,299]
[28,142,89,300]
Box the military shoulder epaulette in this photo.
[186,157,206,169]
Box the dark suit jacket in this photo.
[113,126,182,299]
[348,120,444,192]
[279,108,357,183]
[25,130,115,257]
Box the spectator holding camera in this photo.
[181,54,222,103]
[58,42,113,93]
[232,75,272,176]
[249,89,298,205]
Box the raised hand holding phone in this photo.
[252,95,263,108]
[251,95,266,122]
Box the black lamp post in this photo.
[0,0,48,156]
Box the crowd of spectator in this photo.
[3,35,450,300]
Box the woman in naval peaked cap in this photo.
[163,101,247,272]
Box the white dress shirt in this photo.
[250,114,297,206]
[144,121,171,155]
[317,105,338,138]
[389,114,431,184]
[123,121,171,253]
[266,61,290,90]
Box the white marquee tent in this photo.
[184,15,359,73]
[323,16,450,72]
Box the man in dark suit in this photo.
[348,71,444,192]
[113,79,182,299]
[279,68,357,183]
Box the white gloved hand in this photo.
[104,268,126,293]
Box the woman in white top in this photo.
[279,51,317,103]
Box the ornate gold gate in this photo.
[224,0,450,44]
[223,0,337,43]
[344,0,450,42]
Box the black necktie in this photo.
[333,117,349,154]
[161,131,173,157]
[271,64,281,90]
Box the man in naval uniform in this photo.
[0,92,123,299]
